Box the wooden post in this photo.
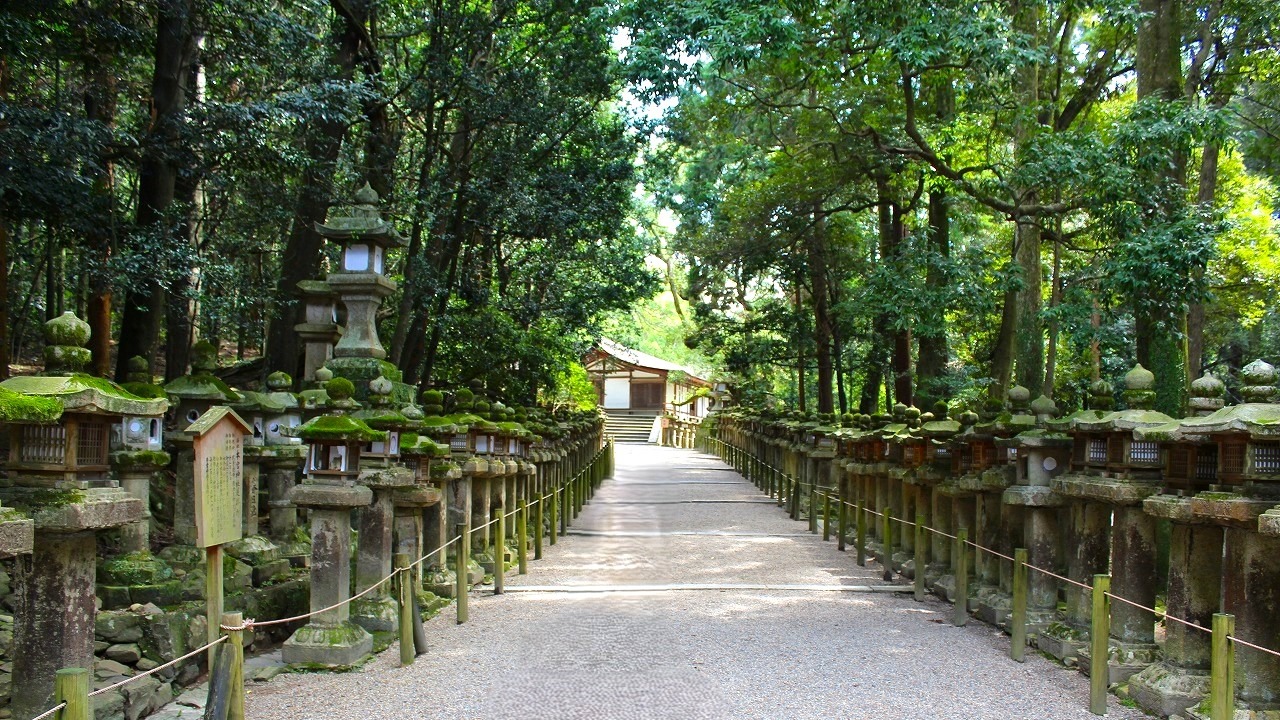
[535,490,545,559]
[808,480,818,534]
[206,544,224,670]
[517,499,529,574]
[1011,548,1028,662]
[549,483,558,545]
[1089,574,1111,715]
[837,494,847,552]
[53,668,90,720]
[1210,613,1234,720]
[221,611,245,720]
[883,508,894,582]
[789,477,799,520]
[562,478,571,531]
[913,513,926,602]
[494,503,505,595]
[953,527,969,627]
[456,522,469,624]
[856,498,867,566]
[822,492,832,541]
[395,554,414,667]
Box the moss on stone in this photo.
[295,414,386,442]
[0,386,63,423]
[110,449,173,469]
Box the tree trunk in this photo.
[1044,231,1062,397]
[1013,218,1044,391]
[79,14,119,377]
[1010,0,1044,394]
[989,289,1018,401]
[806,209,834,414]
[916,188,949,406]
[0,212,9,380]
[1134,0,1187,415]
[116,0,200,380]
[1187,140,1219,380]
[263,2,367,384]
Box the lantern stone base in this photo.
[351,596,400,633]
[426,567,457,598]
[0,507,33,558]
[1129,661,1208,718]
[282,621,373,668]
[1039,621,1088,663]
[1078,639,1161,685]
[226,535,292,586]
[1257,506,1280,536]
[975,587,1011,627]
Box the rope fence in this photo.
[706,436,1280,718]
[36,437,616,720]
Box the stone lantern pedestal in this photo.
[282,483,374,666]
[352,465,415,632]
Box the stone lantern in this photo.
[349,376,417,632]
[314,183,407,395]
[1048,364,1175,683]
[294,279,342,383]
[915,406,961,588]
[1129,360,1280,714]
[164,340,241,549]
[0,312,153,719]
[411,389,463,596]
[282,376,377,667]
[998,394,1070,640]
[107,356,171,555]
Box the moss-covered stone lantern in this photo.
[164,340,241,549]
[0,312,153,719]
[294,279,342,383]
[313,184,407,405]
[1130,360,1280,713]
[1047,364,1176,683]
[282,376,378,667]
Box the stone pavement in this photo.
[244,444,1146,720]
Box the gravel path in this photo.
[245,444,1145,720]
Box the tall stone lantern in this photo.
[282,377,377,667]
[315,183,407,396]
[0,312,155,719]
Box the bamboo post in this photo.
[882,508,894,582]
[494,503,505,595]
[1089,574,1111,715]
[855,498,867,566]
[395,554,414,667]
[913,513,926,602]
[456,522,469,624]
[221,611,244,720]
[837,494,847,552]
[953,527,969,627]
[1011,548,1028,663]
[1210,613,1235,720]
[517,499,529,574]
[53,668,90,720]
[822,492,832,541]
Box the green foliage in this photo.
[542,362,598,411]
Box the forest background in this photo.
[2,0,1279,417]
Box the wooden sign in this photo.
[185,406,254,666]
[188,407,252,548]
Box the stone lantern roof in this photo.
[295,378,385,444]
[164,340,240,403]
[1049,365,1175,433]
[1,313,166,419]
[313,183,406,248]
[1159,360,1280,440]
[0,386,63,424]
